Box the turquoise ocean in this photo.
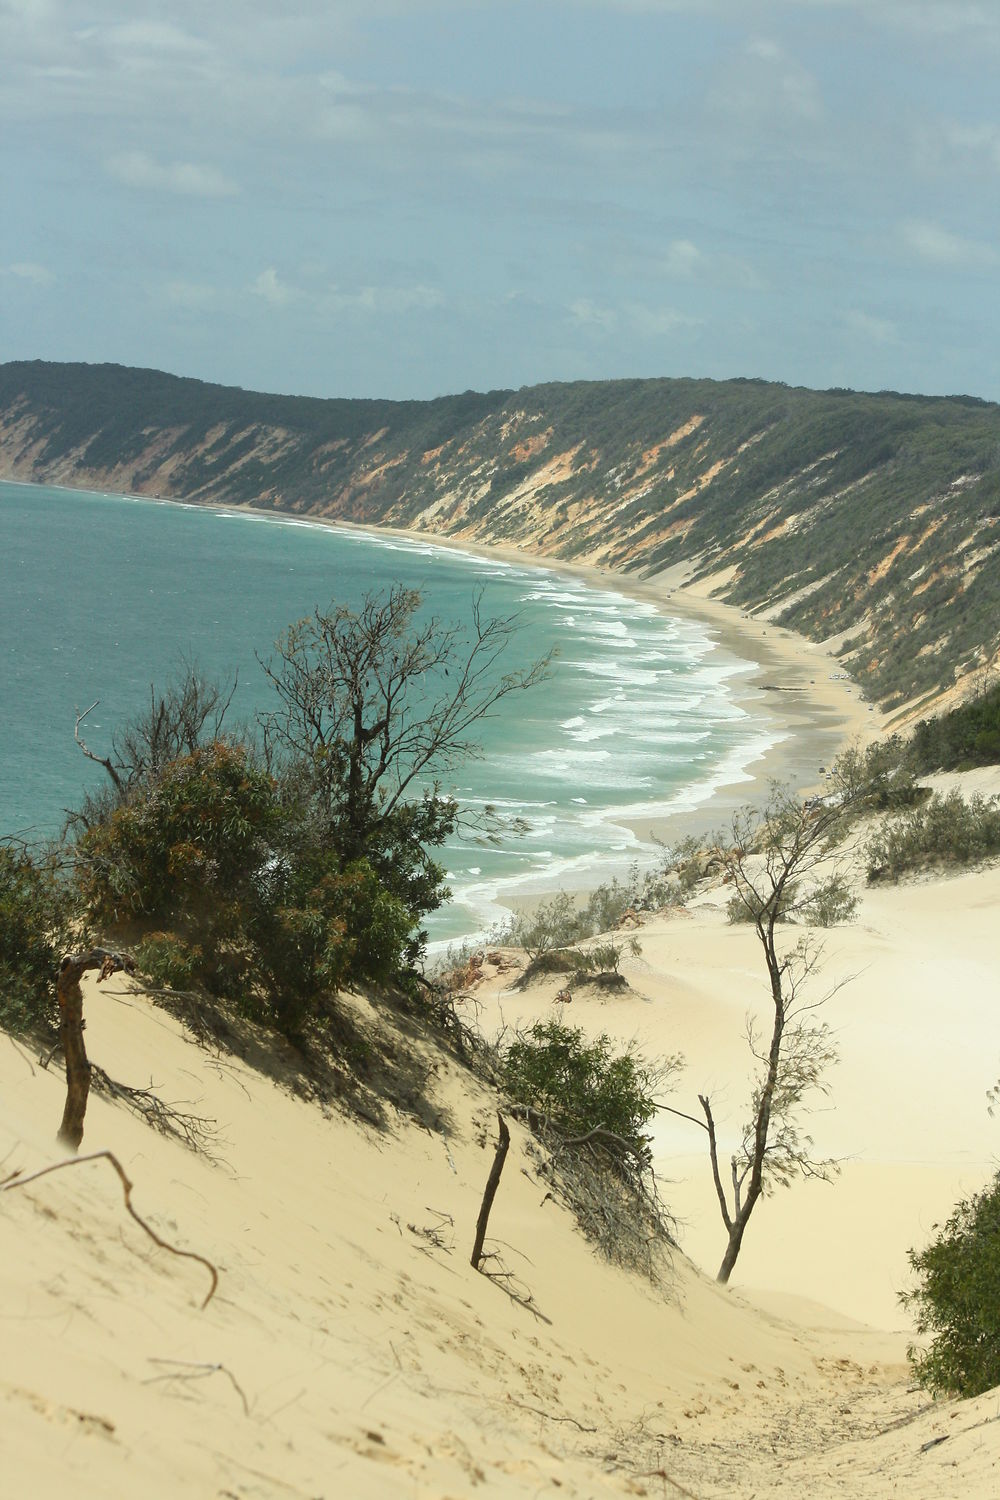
[1,481,780,944]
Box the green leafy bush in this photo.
[801,874,859,928]
[909,678,1000,772]
[75,740,280,999]
[582,869,643,931]
[501,1019,667,1144]
[253,857,414,1032]
[0,846,75,1037]
[903,1171,1000,1397]
[134,931,204,991]
[866,790,1000,881]
[504,892,590,959]
[727,872,857,927]
[726,884,795,925]
[581,938,640,975]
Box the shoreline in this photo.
[212,501,885,919]
[235,506,883,843]
[4,476,884,912]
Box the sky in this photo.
[2,0,999,403]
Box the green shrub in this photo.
[504,892,590,959]
[582,869,642,932]
[801,874,859,928]
[515,948,587,984]
[134,931,204,991]
[75,740,280,1000]
[579,938,641,975]
[866,790,1000,881]
[0,846,75,1037]
[726,885,795,925]
[902,1171,1000,1397]
[831,736,920,812]
[255,858,415,1030]
[501,1019,666,1145]
[908,678,1000,772]
[653,835,706,901]
[76,740,279,933]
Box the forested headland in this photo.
[2,359,999,713]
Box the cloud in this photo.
[0,260,53,284]
[103,20,211,57]
[844,309,898,345]
[626,301,700,337]
[107,150,239,197]
[251,268,297,307]
[320,283,445,316]
[708,37,823,126]
[943,122,1000,171]
[902,219,998,268]
[246,271,443,317]
[569,298,619,332]
[587,0,1000,39]
[568,297,699,338]
[659,239,702,278]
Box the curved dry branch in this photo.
[0,1149,218,1308]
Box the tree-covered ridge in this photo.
[2,359,999,710]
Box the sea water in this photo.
[0,481,779,942]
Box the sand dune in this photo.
[4,821,1000,1500]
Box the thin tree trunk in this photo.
[717,1203,756,1284]
[56,949,132,1151]
[471,1112,510,1269]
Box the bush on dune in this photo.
[865,790,1000,881]
[500,1018,666,1146]
[0,844,75,1038]
[903,1171,1000,1397]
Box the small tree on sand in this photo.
[667,783,856,1283]
[258,587,549,926]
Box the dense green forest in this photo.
[2,360,999,710]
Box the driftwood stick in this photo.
[145,1358,249,1414]
[471,1111,510,1270]
[0,1149,218,1308]
[56,947,133,1150]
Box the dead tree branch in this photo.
[0,1149,218,1307]
[74,701,124,793]
[506,1397,597,1432]
[471,1111,511,1270]
[91,1067,220,1158]
[145,1358,248,1414]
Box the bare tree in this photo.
[257,587,550,886]
[69,662,238,828]
[667,784,855,1283]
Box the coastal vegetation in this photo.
[903,1171,1000,1398]
[0,844,74,1038]
[865,790,1000,882]
[5,592,545,1051]
[908,675,1000,771]
[3,360,1000,711]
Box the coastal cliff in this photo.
[2,360,999,712]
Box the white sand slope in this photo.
[3,855,1000,1500]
